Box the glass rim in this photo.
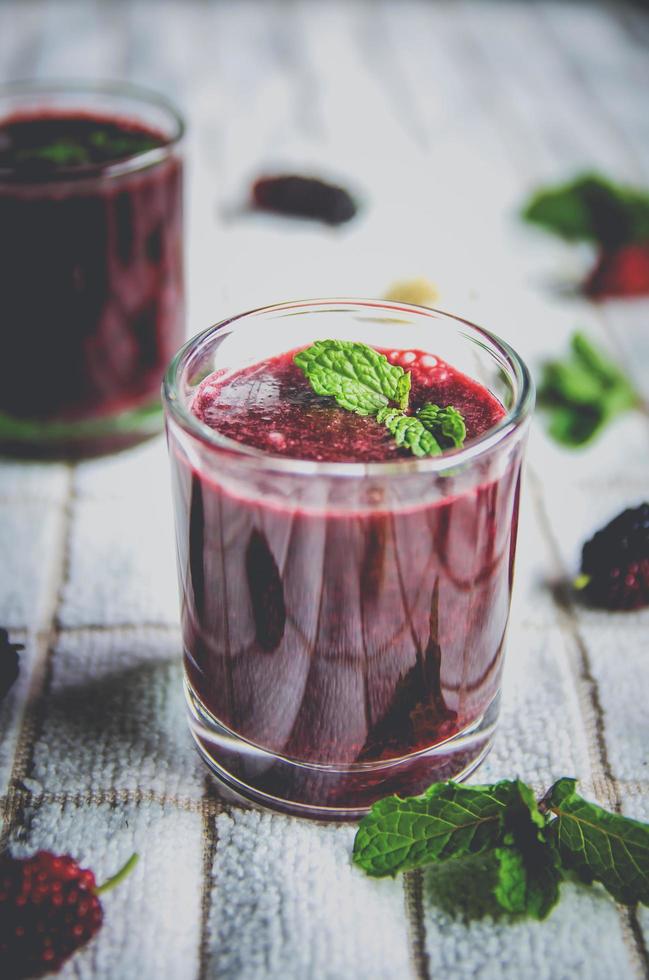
[0,79,185,184]
[163,298,535,479]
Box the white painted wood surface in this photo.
[0,2,648,978]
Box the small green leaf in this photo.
[495,780,562,920]
[545,778,649,906]
[571,333,634,395]
[416,404,467,449]
[395,371,411,411]
[294,340,411,417]
[89,130,159,158]
[17,138,88,167]
[538,332,637,447]
[493,844,561,920]
[493,846,528,913]
[352,780,520,877]
[377,407,442,457]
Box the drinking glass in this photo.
[164,299,534,819]
[0,81,185,457]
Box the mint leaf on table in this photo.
[376,408,442,458]
[353,776,649,923]
[539,332,638,446]
[544,778,649,906]
[352,780,520,878]
[417,404,467,449]
[294,340,411,417]
[522,173,649,250]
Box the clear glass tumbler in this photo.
[0,81,185,457]
[164,300,534,819]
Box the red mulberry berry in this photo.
[252,174,357,225]
[577,503,649,610]
[0,851,137,978]
[584,244,649,299]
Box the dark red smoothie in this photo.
[0,109,183,454]
[169,343,523,815]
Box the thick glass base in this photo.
[0,398,164,460]
[186,681,499,821]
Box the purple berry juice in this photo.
[0,91,183,456]
[166,318,530,818]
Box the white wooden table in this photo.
[0,2,648,978]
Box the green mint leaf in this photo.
[16,138,88,167]
[522,173,649,249]
[571,332,636,396]
[494,780,562,920]
[294,340,411,417]
[395,371,411,411]
[89,130,159,158]
[545,778,649,906]
[352,780,520,877]
[377,407,442,457]
[493,843,561,920]
[493,846,530,914]
[539,332,637,447]
[416,404,467,449]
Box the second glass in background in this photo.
[0,81,185,457]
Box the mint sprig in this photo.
[522,173,649,250]
[294,340,466,457]
[539,332,638,446]
[353,777,649,921]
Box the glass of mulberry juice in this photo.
[164,300,534,819]
[0,81,184,457]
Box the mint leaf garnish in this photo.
[353,776,649,922]
[294,340,411,417]
[417,404,467,449]
[89,130,159,159]
[294,340,467,458]
[352,780,519,877]
[522,173,649,249]
[376,408,442,457]
[16,139,88,167]
[394,371,411,412]
[539,332,637,446]
[544,778,649,906]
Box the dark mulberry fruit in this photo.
[577,503,649,610]
[252,174,357,225]
[0,851,137,978]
